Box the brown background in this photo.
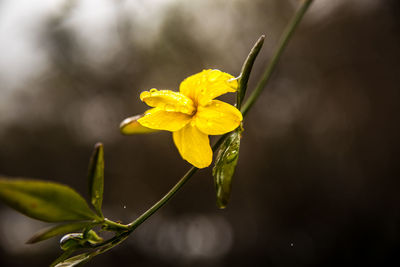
[0,0,399,266]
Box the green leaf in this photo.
[27,221,95,244]
[87,143,104,218]
[212,128,242,209]
[52,230,131,267]
[237,35,265,109]
[0,178,100,222]
[53,252,92,267]
[50,250,75,267]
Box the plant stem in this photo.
[103,218,130,231]
[240,0,314,117]
[127,166,197,230]
[125,0,314,233]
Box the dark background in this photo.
[0,0,399,266]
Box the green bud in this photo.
[85,230,103,245]
[212,128,242,209]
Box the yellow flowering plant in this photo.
[121,69,243,168]
[0,1,313,266]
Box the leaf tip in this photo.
[255,35,265,49]
[94,142,103,150]
[25,237,37,244]
[216,199,228,210]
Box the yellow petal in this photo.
[179,69,238,105]
[173,123,212,168]
[140,89,195,115]
[194,100,243,135]
[138,108,191,132]
[120,114,159,134]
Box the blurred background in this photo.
[0,0,399,266]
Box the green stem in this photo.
[103,218,130,231]
[127,166,197,230]
[240,0,313,117]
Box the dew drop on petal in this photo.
[208,70,221,82]
[164,104,175,112]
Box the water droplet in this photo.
[60,233,81,245]
[164,104,175,112]
[123,205,126,209]
[60,233,83,250]
[226,150,238,162]
[208,70,221,82]
[290,243,294,247]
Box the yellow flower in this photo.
[121,69,243,168]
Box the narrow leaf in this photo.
[27,221,95,244]
[54,253,92,267]
[53,230,131,267]
[87,143,104,217]
[212,129,241,209]
[50,250,75,267]
[237,35,265,109]
[0,178,99,222]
